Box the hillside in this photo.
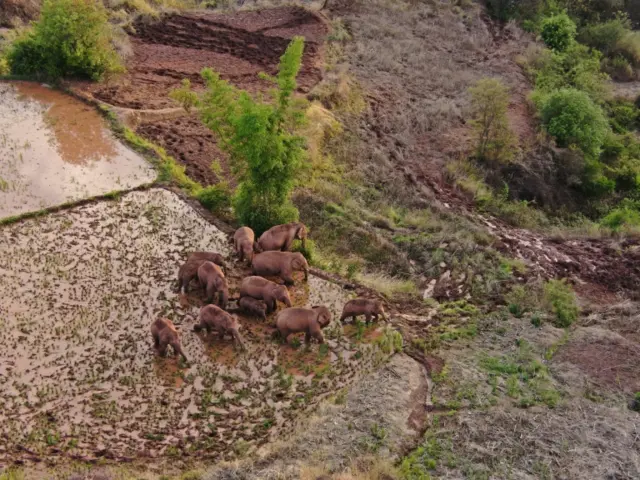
[0,0,639,479]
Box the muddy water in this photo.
[0,82,155,219]
[0,189,390,463]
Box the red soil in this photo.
[76,7,327,186]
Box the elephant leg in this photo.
[205,281,215,303]
[352,315,357,323]
[152,332,159,347]
[339,313,348,323]
[158,343,168,357]
[315,332,325,344]
[365,313,372,325]
[305,332,311,344]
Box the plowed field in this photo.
[75,7,327,186]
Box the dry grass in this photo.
[356,272,417,298]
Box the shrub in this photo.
[468,78,516,164]
[601,205,640,232]
[7,0,122,80]
[543,279,579,327]
[578,14,631,56]
[0,56,8,75]
[173,37,307,235]
[540,13,577,52]
[607,99,639,133]
[196,183,232,217]
[540,88,610,158]
[533,43,609,103]
[631,392,640,412]
[604,55,635,81]
[616,31,640,67]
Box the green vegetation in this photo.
[543,279,579,327]
[469,78,516,164]
[172,37,307,234]
[540,12,577,51]
[540,88,610,158]
[480,340,561,408]
[631,392,640,412]
[7,0,122,81]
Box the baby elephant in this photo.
[151,318,188,361]
[257,222,307,252]
[233,226,259,263]
[340,298,387,324]
[251,251,309,285]
[239,296,267,320]
[194,304,245,349]
[197,261,229,309]
[240,276,292,314]
[177,251,226,293]
[276,306,332,345]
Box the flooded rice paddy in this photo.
[0,189,394,463]
[0,82,155,219]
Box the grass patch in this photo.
[479,340,560,408]
[356,272,417,298]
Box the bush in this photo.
[540,13,577,52]
[540,88,610,158]
[607,99,639,133]
[604,55,635,81]
[7,0,122,80]
[616,31,640,67]
[173,37,307,235]
[601,205,640,232]
[291,238,316,264]
[578,14,631,56]
[468,78,516,164]
[543,279,579,327]
[533,43,609,103]
[196,183,232,217]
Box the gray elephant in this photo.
[251,251,309,285]
[239,276,292,314]
[193,304,245,349]
[177,251,226,293]
[340,298,387,324]
[197,261,229,309]
[151,318,188,361]
[257,222,307,252]
[238,296,267,320]
[275,306,332,345]
[233,226,259,263]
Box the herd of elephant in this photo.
[151,222,388,362]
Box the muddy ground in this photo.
[0,82,155,218]
[0,188,398,465]
[74,6,328,186]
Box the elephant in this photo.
[275,306,332,345]
[177,251,226,293]
[257,222,307,252]
[239,276,292,314]
[339,298,388,324]
[251,251,309,285]
[193,304,245,349]
[233,226,259,263]
[197,261,229,309]
[238,296,267,320]
[151,318,188,361]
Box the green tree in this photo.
[8,0,122,80]
[540,12,577,51]
[540,88,610,157]
[172,37,308,234]
[468,78,516,163]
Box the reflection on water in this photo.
[0,81,155,218]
